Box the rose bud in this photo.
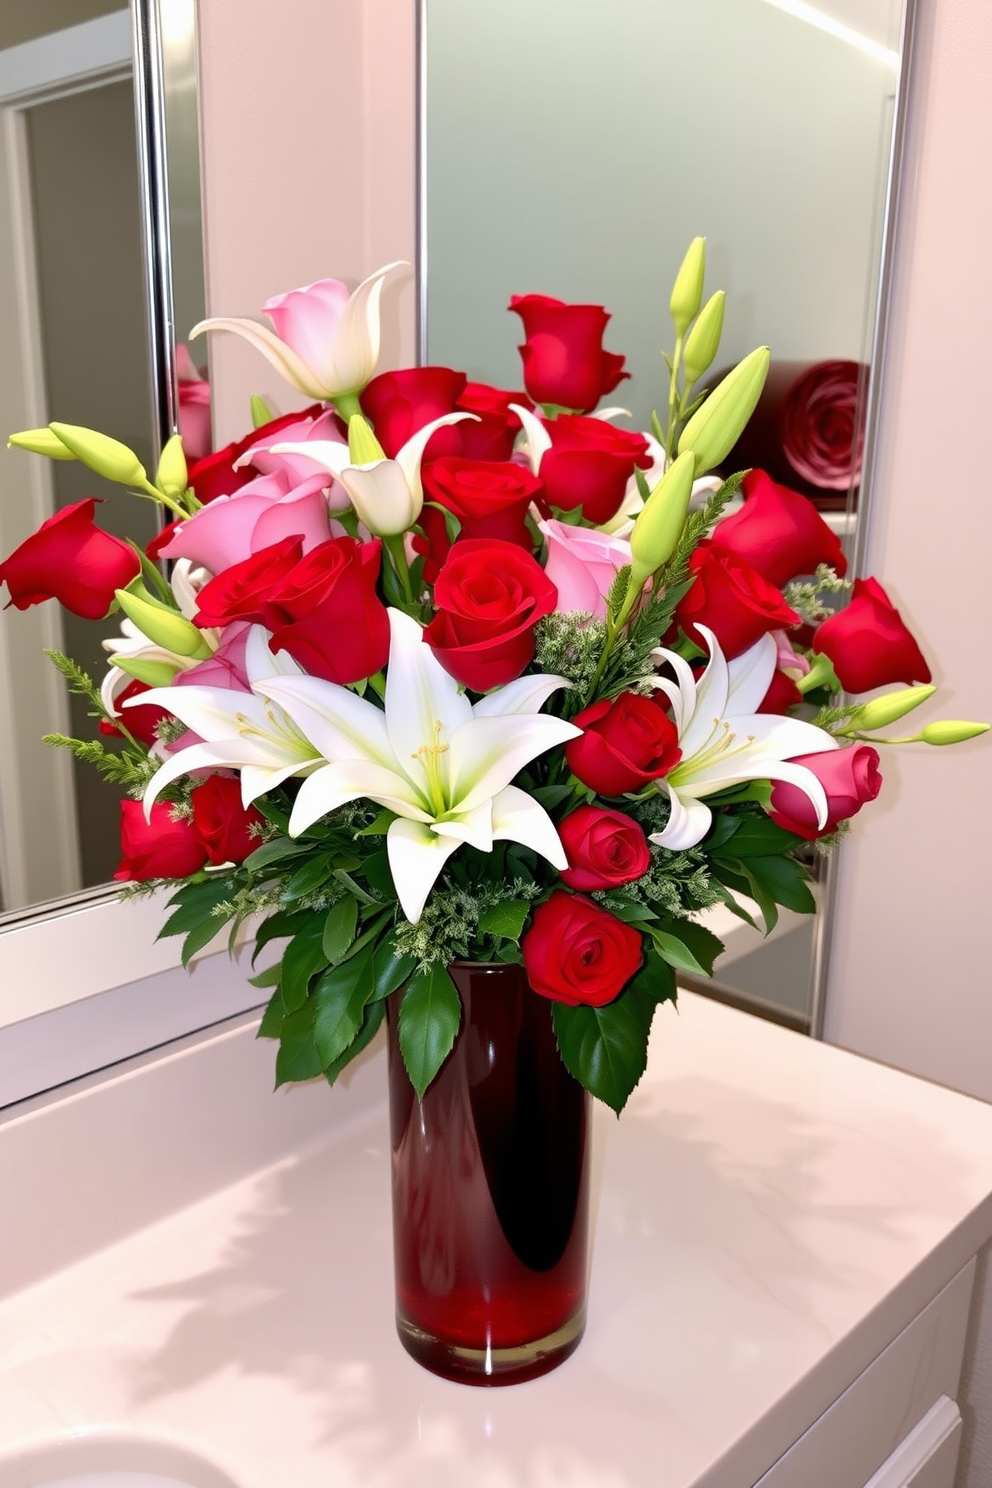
[509,294,629,413]
[190,775,265,866]
[0,498,140,619]
[113,799,209,882]
[558,807,651,891]
[767,745,882,840]
[523,891,643,1007]
[812,577,931,693]
[566,693,681,797]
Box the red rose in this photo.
[266,537,390,684]
[361,367,467,459]
[100,678,171,748]
[192,536,304,629]
[523,891,643,1007]
[812,577,932,694]
[558,806,651,891]
[710,469,848,587]
[454,382,531,461]
[509,294,629,412]
[424,538,557,690]
[416,457,540,581]
[538,415,650,526]
[186,406,323,505]
[677,541,800,660]
[190,775,265,866]
[113,800,209,882]
[0,499,140,620]
[768,745,882,840]
[757,669,804,715]
[565,693,681,797]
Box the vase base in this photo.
[395,1305,586,1386]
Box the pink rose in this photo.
[242,406,349,499]
[176,620,251,692]
[768,745,882,840]
[158,469,337,574]
[539,519,632,620]
[176,345,212,461]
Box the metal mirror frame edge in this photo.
[416,0,920,1040]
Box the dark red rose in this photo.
[565,693,681,797]
[416,457,540,581]
[0,499,140,620]
[362,367,467,459]
[558,806,652,891]
[113,800,209,882]
[812,577,932,694]
[538,415,650,525]
[186,406,323,505]
[523,891,643,1007]
[677,541,800,660]
[710,469,848,587]
[454,382,531,461]
[424,538,557,690]
[781,360,865,491]
[509,294,629,412]
[190,774,265,866]
[192,536,304,629]
[266,536,390,684]
[768,745,882,840]
[757,669,804,715]
[100,678,171,748]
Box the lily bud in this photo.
[845,685,936,732]
[114,587,212,659]
[7,427,75,460]
[677,346,771,476]
[49,423,147,486]
[669,237,706,337]
[155,434,188,498]
[109,655,183,687]
[347,414,387,466]
[682,291,726,385]
[250,393,276,429]
[629,450,696,584]
[339,461,420,537]
[919,720,990,745]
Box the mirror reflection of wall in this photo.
[425,0,906,1030]
[0,5,156,911]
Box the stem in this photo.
[137,478,189,520]
[664,332,684,465]
[332,390,364,421]
[384,533,415,607]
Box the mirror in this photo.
[0,0,203,918]
[422,0,913,1033]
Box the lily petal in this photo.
[383,609,471,798]
[431,800,494,854]
[491,785,569,869]
[255,673,396,772]
[447,713,581,814]
[510,402,552,475]
[328,261,407,393]
[386,817,462,923]
[649,784,714,850]
[726,632,778,716]
[472,672,573,718]
[188,316,328,400]
[288,757,431,836]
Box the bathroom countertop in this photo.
[2,992,992,1488]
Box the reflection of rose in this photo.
[781,360,865,491]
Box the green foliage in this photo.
[397,963,462,1099]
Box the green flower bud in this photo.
[669,237,706,337]
[250,393,275,429]
[347,414,386,466]
[49,423,147,486]
[629,450,696,584]
[919,720,990,745]
[109,655,182,687]
[7,427,76,460]
[682,291,726,385]
[845,685,936,732]
[114,588,211,659]
[155,434,188,498]
[677,346,771,476]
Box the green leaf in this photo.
[627,945,677,1008]
[530,784,575,810]
[247,963,282,990]
[658,918,724,976]
[742,853,816,916]
[477,899,531,941]
[251,908,312,965]
[634,466,652,501]
[180,914,229,966]
[647,926,709,977]
[322,897,358,964]
[731,859,779,934]
[398,963,462,1100]
[257,986,286,1038]
[281,853,335,904]
[323,999,386,1087]
[243,836,308,873]
[355,809,397,837]
[552,996,650,1114]
[159,876,236,938]
[274,1002,322,1087]
[370,941,417,1002]
[710,813,802,859]
[597,895,659,924]
[312,944,376,1069]
[280,917,330,1013]
[362,850,395,899]
[710,881,760,931]
[333,867,378,905]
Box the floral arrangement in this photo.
[2,241,985,1112]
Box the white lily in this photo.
[270,411,475,536]
[189,263,407,403]
[647,626,839,849]
[132,628,323,812]
[255,608,581,923]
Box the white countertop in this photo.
[2,992,992,1488]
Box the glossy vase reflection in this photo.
[386,961,591,1385]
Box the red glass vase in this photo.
[386,960,591,1385]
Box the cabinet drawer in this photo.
[754,1260,975,1488]
[863,1396,962,1487]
